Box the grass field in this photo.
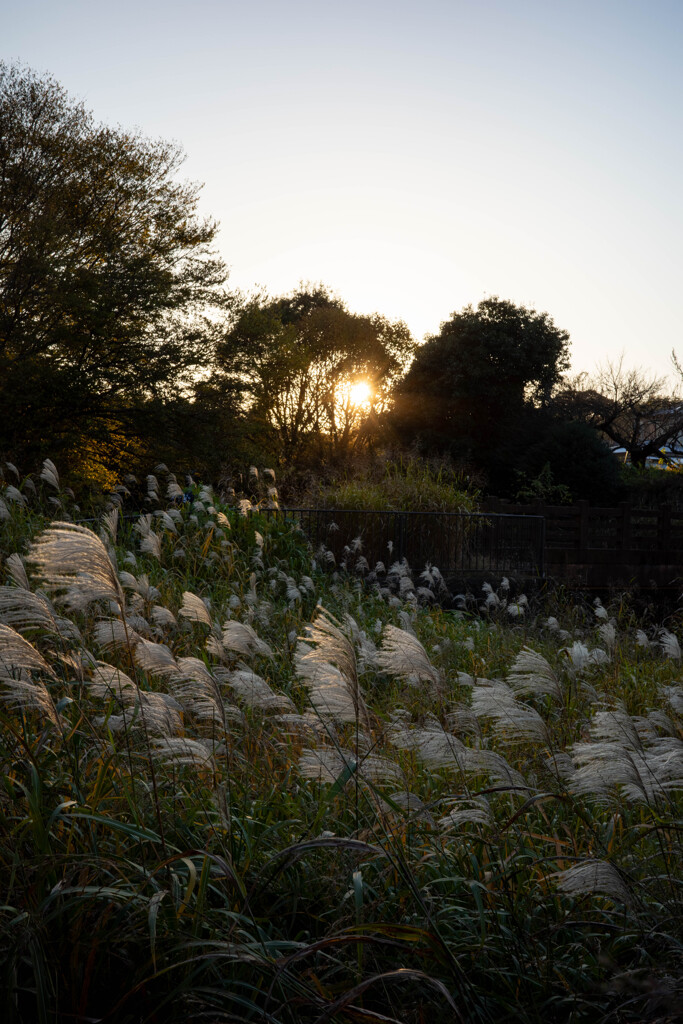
[1,464,682,1023]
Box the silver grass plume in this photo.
[124,612,151,636]
[5,484,27,505]
[216,666,294,713]
[151,737,216,769]
[507,599,527,618]
[299,746,403,787]
[545,616,571,640]
[562,641,610,670]
[301,609,358,683]
[100,508,119,546]
[391,703,528,789]
[0,496,10,521]
[642,709,676,736]
[0,623,58,725]
[0,585,82,641]
[384,791,434,824]
[28,522,125,612]
[89,663,137,702]
[295,647,361,725]
[356,753,404,785]
[209,620,274,660]
[469,678,550,746]
[150,606,177,630]
[95,693,182,736]
[660,630,682,660]
[297,609,371,730]
[272,711,324,741]
[439,798,493,831]
[170,657,241,726]
[153,510,178,534]
[134,639,179,678]
[39,458,59,491]
[0,676,60,726]
[119,572,160,603]
[0,622,55,677]
[375,624,441,690]
[178,591,212,626]
[298,746,358,784]
[135,515,162,560]
[568,703,683,805]
[545,751,576,783]
[660,684,683,716]
[598,622,617,649]
[445,704,482,739]
[93,617,142,655]
[388,715,468,771]
[555,859,632,905]
[397,610,417,635]
[508,647,563,704]
[467,749,529,789]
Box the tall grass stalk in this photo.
[0,462,681,1022]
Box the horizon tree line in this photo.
[1,61,681,500]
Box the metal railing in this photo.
[268,508,546,581]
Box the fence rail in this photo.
[484,498,683,588]
[75,498,681,589]
[269,508,545,582]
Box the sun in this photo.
[347,380,372,407]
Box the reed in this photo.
[0,459,681,1022]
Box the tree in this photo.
[213,286,415,462]
[556,358,683,467]
[515,420,623,504]
[392,297,571,481]
[0,62,230,474]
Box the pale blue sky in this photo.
[3,0,682,375]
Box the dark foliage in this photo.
[0,62,230,476]
[391,297,570,485]
[515,418,623,504]
[213,285,414,464]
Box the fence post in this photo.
[620,501,632,550]
[659,504,671,552]
[578,500,590,557]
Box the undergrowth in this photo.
[0,460,681,1023]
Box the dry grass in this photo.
[0,461,682,1023]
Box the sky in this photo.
[2,0,683,376]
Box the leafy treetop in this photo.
[0,62,230,471]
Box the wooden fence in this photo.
[484,498,683,589]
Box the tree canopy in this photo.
[392,297,571,479]
[0,62,230,475]
[555,359,683,468]
[213,286,415,462]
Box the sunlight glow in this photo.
[347,380,372,407]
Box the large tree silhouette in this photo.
[393,297,570,481]
[214,285,414,462]
[0,62,230,474]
